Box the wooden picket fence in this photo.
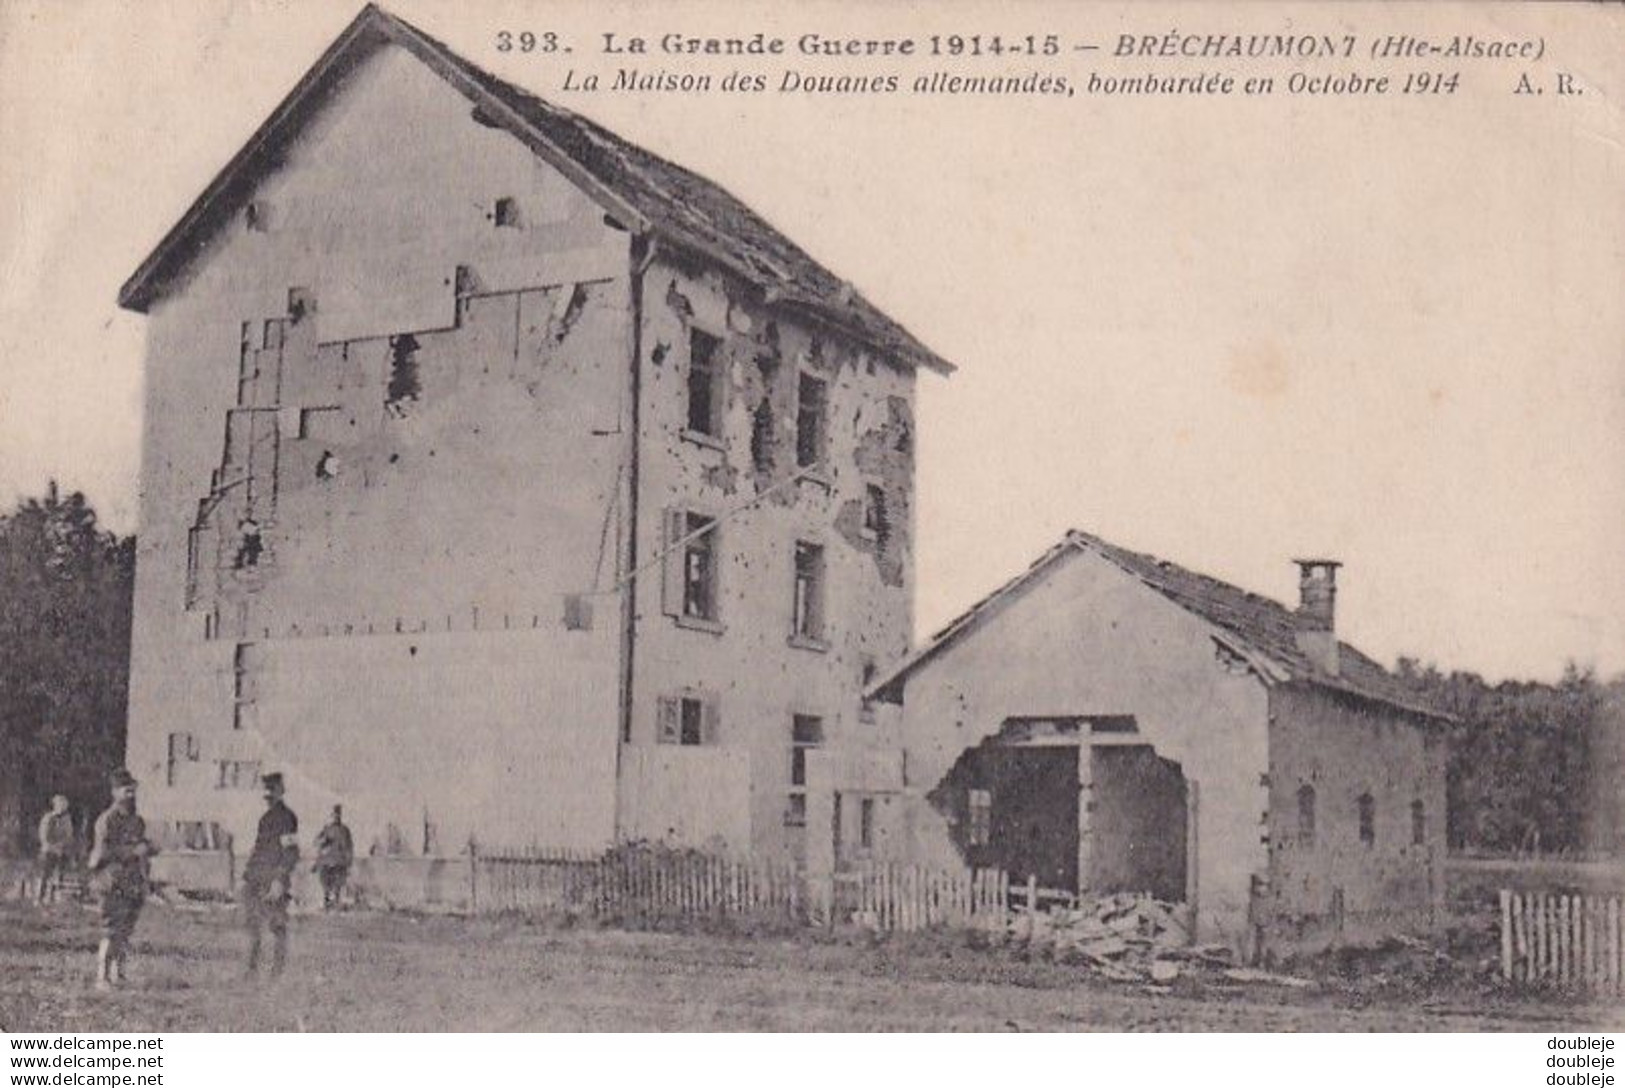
[475,846,802,923]
[830,863,1010,932]
[1500,888,1625,992]
[472,846,1009,932]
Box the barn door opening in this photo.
[1088,745,1188,902]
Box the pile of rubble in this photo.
[1007,894,1311,988]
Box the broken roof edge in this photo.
[115,5,956,379]
[866,528,1455,724]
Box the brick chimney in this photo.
[1293,559,1341,676]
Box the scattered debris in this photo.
[1007,893,1203,982]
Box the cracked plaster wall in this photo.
[621,257,917,861]
[127,40,627,854]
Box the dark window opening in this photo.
[686,329,722,437]
[787,714,823,828]
[859,797,875,849]
[1358,793,1376,847]
[1411,799,1425,846]
[682,513,718,621]
[863,483,888,538]
[792,541,825,641]
[679,696,704,746]
[796,373,827,468]
[750,397,775,473]
[386,334,421,414]
[494,196,521,228]
[234,522,263,570]
[287,287,314,323]
[790,714,823,787]
[1297,784,1316,847]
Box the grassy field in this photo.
[0,900,1619,1032]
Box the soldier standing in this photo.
[36,794,78,904]
[241,772,299,977]
[88,770,157,990]
[313,805,354,911]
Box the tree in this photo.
[0,483,135,854]
[1396,656,1617,855]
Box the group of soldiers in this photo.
[35,767,354,989]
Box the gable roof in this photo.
[869,530,1451,722]
[116,4,953,376]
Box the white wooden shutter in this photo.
[656,696,680,744]
[701,695,720,746]
[661,507,685,617]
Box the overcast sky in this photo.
[1,0,1620,681]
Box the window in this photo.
[1357,793,1376,847]
[967,788,992,847]
[1411,800,1426,846]
[859,797,876,849]
[166,733,199,787]
[859,657,878,723]
[494,196,521,228]
[796,372,827,468]
[790,715,823,788]
[683,513,718,621]
[863,483,888,538]
[233,643,260,731]
[657,694,715,746]
[663,509,721,628]
[686,329,723,438]
[791,541,825,643]
[1296,784,1316,847]
[787,714,822,827]
[680,697,704,745]
[234,521,263,570]
[217,760,262,790]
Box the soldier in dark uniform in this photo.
[88,769,157,990]
[241,772,299,977]
[313,805,354,910]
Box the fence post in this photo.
[1025,875,1038,942]
[1499,889,1512,982]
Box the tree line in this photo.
[0,484,134,854]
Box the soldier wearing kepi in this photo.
[313,805,353,911]
[242,772,299,978]
[88,770,158,990]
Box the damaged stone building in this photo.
[117,5,950,860]
[865,532,1451,953]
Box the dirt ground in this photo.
[0,900,1619,1032]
